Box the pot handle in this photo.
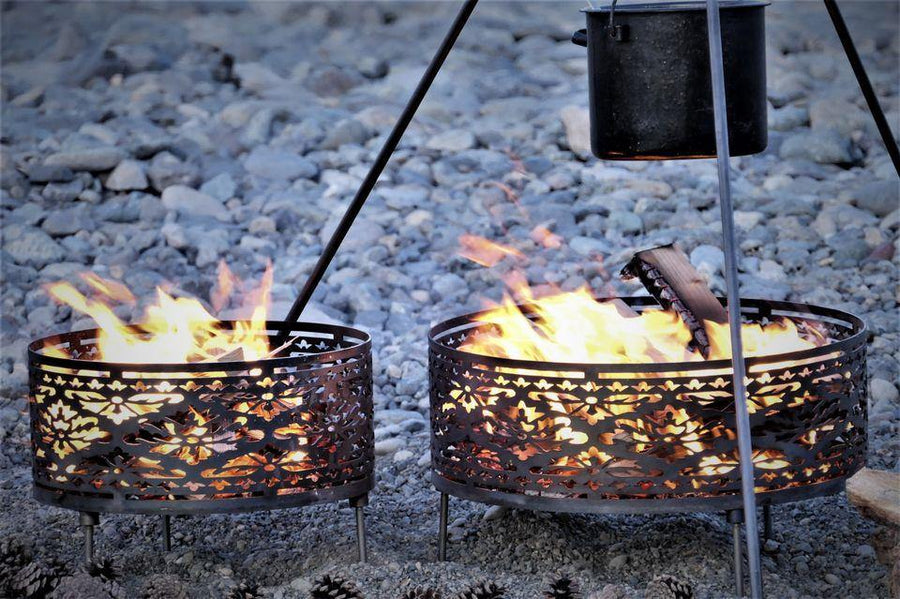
[571,28,587,47]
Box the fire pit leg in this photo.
[350,495,368,563]
[727,510,745,597]
[762,505,772,542]
[79,512,99,565]
[161,515,172,552]
[438,493,449,561]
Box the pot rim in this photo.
[582,0,769,14]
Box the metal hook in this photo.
[607,0,628,42]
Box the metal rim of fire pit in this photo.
[28,321,374,517]
[429,297,867,514]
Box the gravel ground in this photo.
[1,1,897,597]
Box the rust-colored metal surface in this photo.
[429,298,867,512]
[28,322,374,515]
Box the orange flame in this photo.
[457,237,828,364]
[44,264,273,363]
[458,234,524,267]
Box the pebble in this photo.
[105,159,147,191]
[26,164,74,183]
[4,226,65,267]
[42,179,84,202]
[244,147,318,180]
[426,129,476,152]
[779,129,859,165]
[374,438,405,456]
[559,105,591,157]
[161,185,231,222]
[855,180,898,218]
[871,378,900,404]
[43,147,125,171]
[200,173,237,202]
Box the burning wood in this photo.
[621,244,727,358]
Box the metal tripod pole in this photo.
[705,1,763,597]
[823,0,900,175]
[277,0,479,343]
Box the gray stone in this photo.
[4,226,65,267]
[432,273,466,297]
[43,147,124,171]
[855,180,899,217]
[559,105,591,156]
[607,211,643,235]
[41,206,93,237]
[199,173,237,202]
[41,179,84,203]
[426,129,476,152]
[569,236,610,256]
[871,378,899,404]
[26,164,74,183]
[105,159,147,191]
[374,438,404,456]
[161,185,230,222]
[147,151,198,192]
[780,129,859,165]
[809,98,870,137]
[690,244,724,276]
[321,119,370,150]
[244,147,318,180]
[769,104,809,132]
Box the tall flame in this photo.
[457,239,828,364]
[44,263,272,363]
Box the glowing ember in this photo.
[43,261,272,363]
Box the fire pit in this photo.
[429,297,866,557]
[28,321,374,562]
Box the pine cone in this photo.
[227,581,263,599]
[545,577,579,599]
[403,587,443,599]
[645,575,693,599]
[457,581,506,599]
[11,560,65,599]
[309,574,362,599]
[85,557,119,582]
[0,537,32,594]
[51,573,111,599]
[140,573,189,599]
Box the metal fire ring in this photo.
[28,321,374,516]
[429,298,867,514]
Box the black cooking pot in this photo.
[572,1,768,160]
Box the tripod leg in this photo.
[824,0,900,175]
[277,0,480,342]
[705,1,763,596]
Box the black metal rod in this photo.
[438,492,449,561]
[732,519,744,597]
[79,512,98,565]
[824,0,900,175]
[278,0,480,342]
[762,504,772,542]
[705,1,763,597]
[355,506,368,563]
[162,515,171,552]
